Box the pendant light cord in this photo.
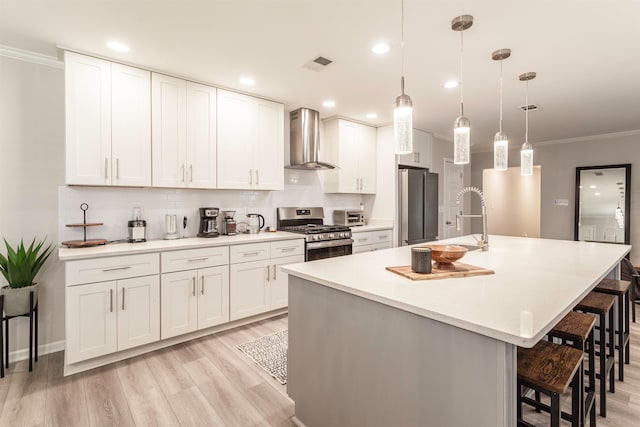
[459,21,464,116]
[400,0,405,94]
[499,60,503,133]
[525,80,529,144]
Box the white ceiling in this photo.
[1,0,639,149]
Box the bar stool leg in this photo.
[625,291,630,365]
[571,364,581,427]
[551,392,560,427]
[608,308,615,393]
[517,378,523,421]
[617,294,624,381]
[0,295,3,379]
[588,331,596,427]
[28,291,33,372]
[599,312,606,417]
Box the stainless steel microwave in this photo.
[333,210,365,226]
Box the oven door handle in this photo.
[306,238,354,250]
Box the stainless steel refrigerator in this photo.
[398,167,438,246]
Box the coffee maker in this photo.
[221,211,237,236]
[197,207,219,237]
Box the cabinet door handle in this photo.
[109,289,113,313]
[273,264,277,281]
[201,275,205,295]
[378,235,387,240]
[102,266,132,272]
[417,152,420,163]
[121,288,125,310]
[104,158,109,180]
[181,164,185,183]
[116,158,120,180]
[190,165,193,183]
[187,257,208,262]
[280,247,296,252]
[192,276,196,296]
[266,265,270,282]
[256,170,259,185]
[249,169,253,185]
[243,251,259,257]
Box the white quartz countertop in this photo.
[283,235,631,347]
[59,231,303,261]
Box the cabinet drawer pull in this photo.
[249,169,253,185]
[102,266,132,272]
[358,238,369,243]
[273,264,277,281]
[104,158,109,180]
[266,265,270,282]
[116,158,120,180]
[378,235,388,240]
[256,170,259,185]
[121,288,125,310]
[279,247,297,252]
[192,277,196,296]
[109,289,113,313]
[242,251,260,257]
[187,257,208,262]
[201,276,204,295]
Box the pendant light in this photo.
[393,0,413,155]
[451,15,473,165]
[492,49,511,170]
[519,72,536,176]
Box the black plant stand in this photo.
[0,291,38,378]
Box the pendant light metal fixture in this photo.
[451,14,473,165]
[519,72,536,176]
[393,0,413,155]
[492,49,511,170]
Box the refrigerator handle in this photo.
[399,169,409,246]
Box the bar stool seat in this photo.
[518,340,586,427]
[547,311,597,426]
[595,278,631,381]
[575,291,616,417]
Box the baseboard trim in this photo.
[7,340,66,362]
[291,416,307,427]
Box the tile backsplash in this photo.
[59,170,367,242]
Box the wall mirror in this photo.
[575,164,631,244]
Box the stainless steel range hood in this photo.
[287,107,337,170]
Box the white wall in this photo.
[471,132,640,261]
[0,56,66,353]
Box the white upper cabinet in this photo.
[65,51,151,186]
[152,75,217,189]
[217,89,284,190]
[397,129,432,169]
[322,118,377,194]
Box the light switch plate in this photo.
[553,199,569,206]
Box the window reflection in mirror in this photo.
[574,164,631,244]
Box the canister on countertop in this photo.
[411,247,432,274]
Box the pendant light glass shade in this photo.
[492,49,511,171]
[394,79,413,154]
[454,116,470,164]
[393,0,413,155]
[494,132,509,170]
[519,72,536,176]
[451,15,473,166]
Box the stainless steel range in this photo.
[277,207,353,261]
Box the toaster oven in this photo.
[333,210,365,226]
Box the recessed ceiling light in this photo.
[595,192,601,196]
[323,100,336,108]
[372,43,390,54]
[443,80,459,89]
[239,77,255,86]
[589,185,597,189]
[107,41,130,52]
[366,113,378,119]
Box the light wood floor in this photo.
[0,310,638,426]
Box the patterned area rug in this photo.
[237,329,288,384]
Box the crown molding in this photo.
[0,44,63,69]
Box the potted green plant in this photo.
[0,238,53,316]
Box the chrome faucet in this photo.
[456,187,489,251]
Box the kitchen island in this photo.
[282,235,631,427]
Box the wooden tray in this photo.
[386,262,494,281]
[61,239,107,248]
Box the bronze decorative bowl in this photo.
[420,244,468,270]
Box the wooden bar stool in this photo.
[518,340,585,427]
[575,291,616,417]
[547,311,597,426]
[595,278,631,381]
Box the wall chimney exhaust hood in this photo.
[287,108,336,170]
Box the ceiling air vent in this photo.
[302,56,334,72]
[594,172,604,176]
[519,104,540,111]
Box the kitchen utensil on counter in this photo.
[164,214,179,240]
[128,206,147,243]
[221,210,237,236]
[420,244,468,270]
[386,262,494,280]
[411,247,432,274]
[198,207,220,237]
[62,203,107,248]
[183,216,188,238]
[246,213,265,234]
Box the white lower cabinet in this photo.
[66,275,160,364]
[352,229,393,254]
[161,265,229,339]
[230,240,304,321]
